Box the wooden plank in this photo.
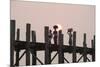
[44,26,51,64]
[32,31,37,65]
[72,31,77,63]
[83,33,87,62]
[93,35,95,61]
[67,28,73,46]
[15,40,93,54]
[16,29,20,41]
[92,35,95,61]
[51,52,58,63]
[15,50,20,66]
[94,35,95,48]
[15,29,20,66]
[10,20,16,66]
[26,23,31,65]
[58,30,64,63]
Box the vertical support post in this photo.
[16,29,20,41]
[16,50,20,66]
[58,30,64,63]
[83,33,87,62]
[72,31,77,63]
[93,35,95,48]
[15,29,20,66]
[26,23,31,65]
[67,28,73,46]
[92,35,95,61]
[44,26,51,64]
[10,20,16,67]
[32,31,37,65]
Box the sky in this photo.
[11,0,95,65]
[12,0,95,5]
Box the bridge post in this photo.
[26,23,31,65]
[72,31,77,63]
[16,29,20,41]
[32,31,37,65]
[92,35,95,61]
[15,50,20,66]
[10,20,16,67]
[83,33,87,62]
[58,30,64,63]
[15,29,20,66]
[44,26,51,64]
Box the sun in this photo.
[56,24,62,31]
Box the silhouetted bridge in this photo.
[10,20,95,67]
[15,41,93,54]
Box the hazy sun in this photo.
[56,24,62,31]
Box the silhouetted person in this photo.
[53,25,58,45]
[67,28,73,46]
[48,30,52,44]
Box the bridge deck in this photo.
[15,40,94,55]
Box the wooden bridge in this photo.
[10,20,95,67]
